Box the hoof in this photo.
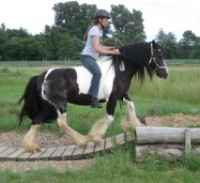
[22,143,41,153]
[138,116,146,126]
[88,135,102,145]
[76,135,89,146]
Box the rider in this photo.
[81,9,120,108]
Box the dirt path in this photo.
[0,113,199,172]
[145,113,200,127]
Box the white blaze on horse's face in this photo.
[74,56,115,100]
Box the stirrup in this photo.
[91,97,102,108]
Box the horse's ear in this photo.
[152,39,156,47]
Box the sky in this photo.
[0,0,199,41]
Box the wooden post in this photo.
[135,127,200,162]
[185,128,191,153]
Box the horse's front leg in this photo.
[121,93,144,134]
[88,94,117,144]
[56,110,88,146]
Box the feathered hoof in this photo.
[21,142,41,153]
[76,135,89,147]
[88,135,102,146]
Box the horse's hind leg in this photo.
[21,107,57,153]
[121,94,144,135]
[21,124,41,153]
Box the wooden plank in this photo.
[0,147,18,161]
[50,146,67,160]
[28,148,47,161]
[115,133,126,145]
[94,139,106,154]
[83,141,95,159]
[39,147,57,160]
[125,133,135,142]
[71,146,85,160]
[0,147,8,154]
[105,137,115,150]
[61,145,76,160]
[16,152,32,161]
[6,148,26,161]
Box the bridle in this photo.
[149,42,166,71]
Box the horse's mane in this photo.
[113,42,153,83]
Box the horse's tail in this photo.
[18,75,41,126]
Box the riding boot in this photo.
[91,97,102,108]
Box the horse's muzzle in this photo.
[156,69,168,79]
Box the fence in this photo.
[0,60,81,67]
[1,59,200,67]
[135,127,200,162]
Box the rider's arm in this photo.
[92,36,120,55]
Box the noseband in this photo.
[149,43,166,70]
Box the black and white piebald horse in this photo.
[18,40,168,153]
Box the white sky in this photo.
[0,0,199,41]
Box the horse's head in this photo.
[149,40,168,79]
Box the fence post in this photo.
[185,128,191,153]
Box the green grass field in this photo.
[0,63,200,182]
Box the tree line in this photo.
[0,1,200,61]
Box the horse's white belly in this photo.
[74,61,115,100]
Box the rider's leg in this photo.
[81,55,102,108]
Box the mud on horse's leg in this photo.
[121,98,144,134]
[21,125,41,153]
[56,111,88,146]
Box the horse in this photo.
[18,40,168,153]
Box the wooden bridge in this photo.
[2,126,200,162]
[0,133,132,161]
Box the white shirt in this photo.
[82,26,103,60]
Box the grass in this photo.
[0,64,200,133]
[0,63,200,182]
[129,65,200,105]
[1,146,200,182]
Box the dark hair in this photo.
[83,17,100,40]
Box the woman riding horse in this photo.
[81,9,120,108]
[18,40,168,153]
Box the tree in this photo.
[0,23,6,31]
[111,4,146,44]
[179,30,200,58]
[44,25,80,60]
[2,37,23,60]
[34,34,51,60]
[0,25,8,60]
[53,1,97,40]
[156,29,178,59]
[20,36,46,61]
